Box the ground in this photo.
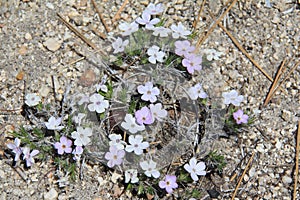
[0,0,299,199]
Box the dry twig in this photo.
[212,17,288,95]
[231,151,255,199]
[91,0,110,33]
[112,0,129,23]
[263,59,286,106]
[91,26,107,40]
[294,121,300,200]
[268,60,300,102]
[192,0,206,29]
[57,13,97,49]
[195,0,238,50]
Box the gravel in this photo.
[0,0,299,199]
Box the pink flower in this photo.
[54,136,72,155]
[104,145,125,168]
[174,40,195,57]
[233,109,249,124]
[159,175,178,194]
[182,54,202,74]
[135,106,153,125]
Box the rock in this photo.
[44,188,58,200]
[43,38,61,52]
[0,169,5,179]
[282,175,292,184]
[281,110,292,121]
[79,69,96,87]
[46,2,54,9]
[25,32,32,40]
[18,45,28,55]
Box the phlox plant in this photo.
[4,2,256,199]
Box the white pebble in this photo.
[282,176,292,184]
[44,188,58,200]
[43,38,62,52]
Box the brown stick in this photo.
[293,121,300,200]
[57,13,97,49]
[192,0,206,29]
[269,60,300,101]
[91,0,110,33]
[195,0,238,50]
[91,26,107,40]
[214,20,287,95]
[231,151,255,199]
[112,0,129,23]
[263,59,286,106]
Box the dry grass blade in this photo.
[192,0,206,30]
[231,151,255,199]
[112,0,129,23]
[213,19,288,95]
[294,121,300,200]
[91,26,107,40]
[269,60,300,102]
[57,13,97,49]
[91,0,110,33]
[263,59,286,106]
[195,0,238,50]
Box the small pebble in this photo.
[25,32,32,40]
[79,69,96,87]
[18,45,28,55]
[44,188,58,200]
[43,38,62,52]
[282,176,292,184]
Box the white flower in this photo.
[152,27,171,37]
[125,169,139,183]
[137,82,160,103]
[72,113,86,126]
[119,22,139,36]
[45,116,64,130]
[136,11,160,29]
[125,135,149,155]
[109,134,126,150]
[144,3,164,15]
[95,75,108,92]
[88,93,109,113]
[72,146,83,161]
[147,45,165,64]
[25,93,41,107]
[121,114,145,134]
[170,22,191,39]
[105,145,125,168]
[203,49,224,61]
[184,157,206,181]
[77,93,89,105]
[71,126,92,146]
[140,160,160,178]
[149,103,167,121]
[222,90,244,106]
[112,37,129,54]
[7,138,22,161]
[188,83,208,100]
[22,147,39,167]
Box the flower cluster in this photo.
[7,138,39,167]
[222,90,249,125]
[6,2,256,199]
